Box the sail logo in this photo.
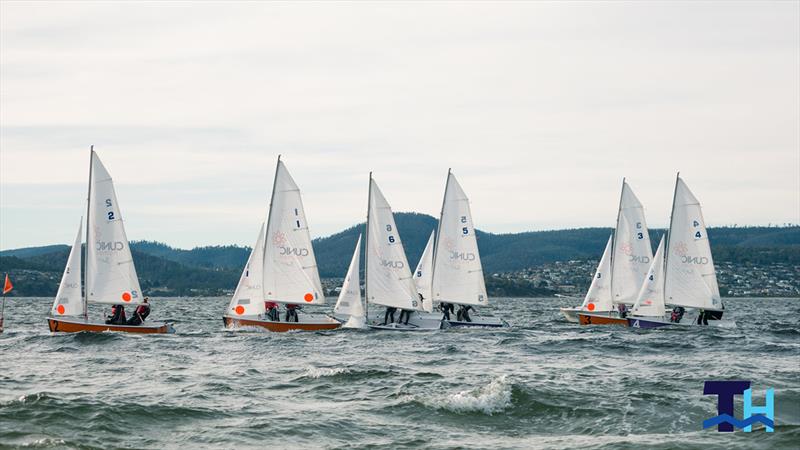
[63,282,79,289]
[381,259,404,269]
[681,255,709,265]
[96,241,125,251]
[629,255,650,264]
[703,381,775,432]
[278,246,309,257]
[450,251,476,261]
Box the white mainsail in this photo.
[611,180,653,305]
[581,235,614,312]
[631,236,666,317]
[262,159,325,305]
[52,219,84,316]
[334,234,364,318]
[86,151,143,306]
[664,176,722,310]
[227,223,267,317]
[365,178,421,310]
[413,230,435,313]
[431,171,488,307]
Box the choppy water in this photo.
[0,297,798,449]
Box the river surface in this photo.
[0,297,798,449]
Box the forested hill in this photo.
[1,213,797,296]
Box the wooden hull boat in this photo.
[47,317,174,334]
[222,315,341,332]
[578,312,629,326]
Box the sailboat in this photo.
[560,235,614,323]
[627,236,667,326]
[364,174,441,330]
[333,234,366,328]
[431,170,507,327]
[48,148,174,334]
[626,174,732,328]
[577,179,654,326]
[412,230,435,314]
[222,156,341,332]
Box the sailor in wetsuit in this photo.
[383,307,397,325]
[440,302,454,321]
[127,297,151,325]
[264,301,279,321]
[105,305,126,325]
[456,305,474,322]
[398,309,411,325]
[285,304,299,322]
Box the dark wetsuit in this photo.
[398,309,411,325]
[285,304,299,322]
[265,302,279,321]
[105,305,126,325]
[384,307,397,325]
[126,304,150,325]
[441,302,454,321]
[457,305,473,322]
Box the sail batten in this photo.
[664,177,722,310]
[262,160,325,305]
[86,152,143,306]
[631,236,666,317]
[52,219,84,316]
[581,235,614,312]
[335,235,364,317]
[228,222,267,317]
[431,172,488,307]
[365,178,421,310]
[611,181,653,305]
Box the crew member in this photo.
[457,305,474,322]
[265,301,279,321]
[384,307,397,325]
[398,309,411,325]
[127,297,151,325]
[440,302,454,321]
[285,304,299,322]
[105,305,126,325]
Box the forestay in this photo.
[228,223,267,317]
[413,230,435,313]
[262,160,325,305]
[365,179,421,310]
[52,219,84,316]
[334,234,364,317]
[581,235,614,312]
[631,236,666,317]
[431,172,488,307]
[86,152,143,306]
[611,181,653,305]
[665,177,722,310]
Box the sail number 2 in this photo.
[105,199,116,220]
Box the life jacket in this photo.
[136,304,150,320]
[264,302,278,310]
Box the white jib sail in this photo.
[631,236,666,317]
[228,222,267,317]
[665,176,722,310]
[262,160,325,305]
[611,180,654,305]
[86,151,144,306]
[431,172,488,307]
[413,230,435,313]
[365,178,421,310]
[52,219,84,316]
[334,234,364,318]
[581,235,614,312]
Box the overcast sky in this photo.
[1,1,798,250]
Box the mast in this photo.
[263,154,281,303]
[663,172,680,300]
[609,177,625,306]
[430,168,451,303]
[83,145,93,321]
[364,172,372,319]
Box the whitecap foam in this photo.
[303,366,350,379]
[428,375,513,415]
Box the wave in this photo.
[303,366,351,379]
[424,375,513,415]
